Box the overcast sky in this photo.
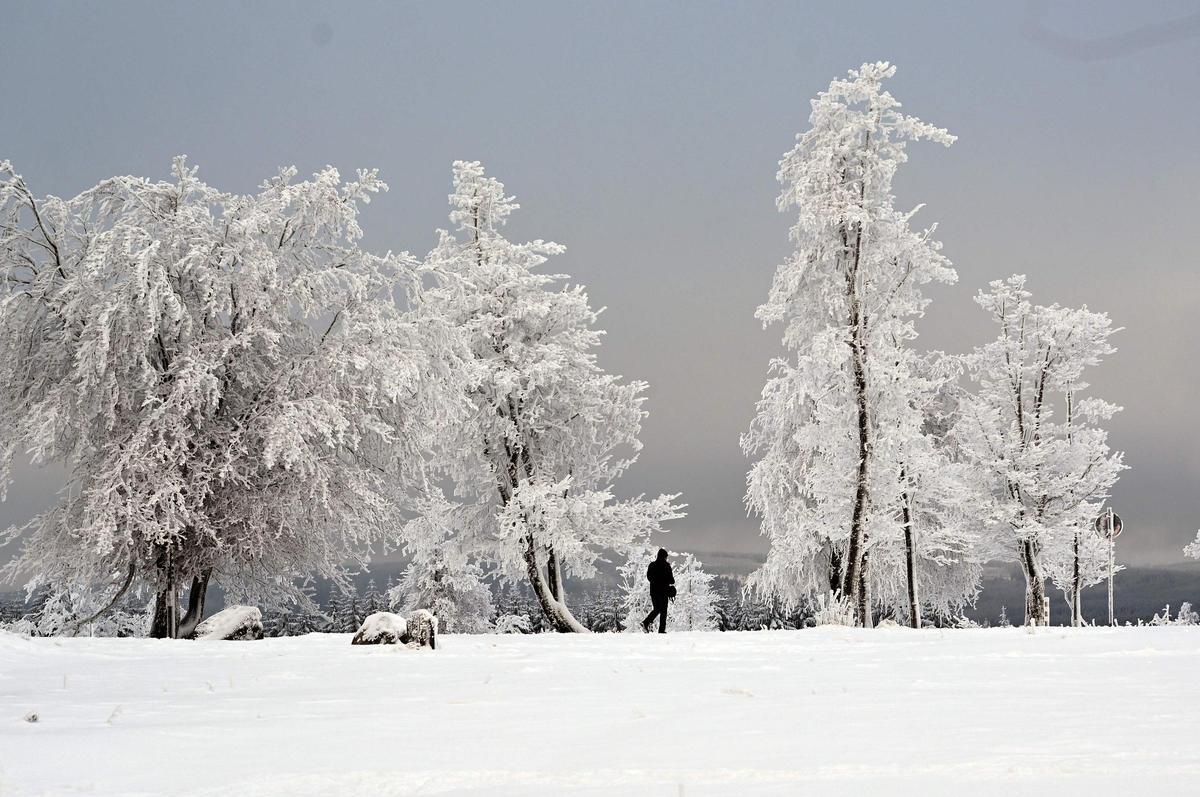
[2,1,1199,574]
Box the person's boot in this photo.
[641,617,653,633]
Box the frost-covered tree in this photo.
[328,586,361,633]
[390,507,495,633]
[954,276,1124,625]
[743,62,957,625]
[619,549,719,632]
[0,159,465,637]
[416,161,682,632]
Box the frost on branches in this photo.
[417,161,683,632]
[953,276,1124,626]
[619,549,718,632]
[0,159,466,637]
[743,62,967,627]
[389,503,495,634]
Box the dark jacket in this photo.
[647,558,675,598]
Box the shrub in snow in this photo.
[193,606,263,641]
[1149,604,1199,626]
[494,614,533,634]
[809,592,856,627]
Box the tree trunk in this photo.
[177,570,212,639]
[856,545,872,628]
[1070,531,1082,627]
[522,533,588,633]
[901,485,921,629]
[546,547,562,602]
[828,545,844,597]
[150,587,178,639]
[1018,539,1047,626]
[840,218,872,627]
[149,550,178,639]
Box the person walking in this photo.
[642,548,675,633]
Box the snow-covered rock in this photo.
[193,606,263,641]
[350,610,437,649]
[406,609,437,650]
[351,612,408,645]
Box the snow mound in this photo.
[193,606,263,641]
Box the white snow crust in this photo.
[2,627,1199,795]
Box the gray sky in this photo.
[2,1,1198,572]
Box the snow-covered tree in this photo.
[416,161,682,632]
[743,62,957,626]
[390,507,495,633]
[0,158,466,637]
[953,275,1124,625]
[619,549,719,632]
[328,586,361,633]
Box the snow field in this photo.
[3,627,1199,796]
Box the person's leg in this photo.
[655,595,668,633]
[642,606,658,631]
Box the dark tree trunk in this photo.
[178,570,212,639]
[900,477,920,629]
[150,587,178,639]
[149,549,178,639]
[1070,531,1082,627]
[828,546,844,596]
[840,217,872,627]
[546,547,561,602]
[1019,539,1047,626]
[856,545,872,628]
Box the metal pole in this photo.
[1107,507,1115,626]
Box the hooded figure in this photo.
[641,548,675,633]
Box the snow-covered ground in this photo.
[3,627,1199,796]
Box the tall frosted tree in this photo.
[418,161,682,632]
[0,159,465,637]
[743,63,957,625]
[953,275,1124,625]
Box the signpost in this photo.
[1095,508,1123,626]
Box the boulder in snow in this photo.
[193,606,263,641]
[351,610,437,649]
[351,612,408,645]
[406,609,437,650]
